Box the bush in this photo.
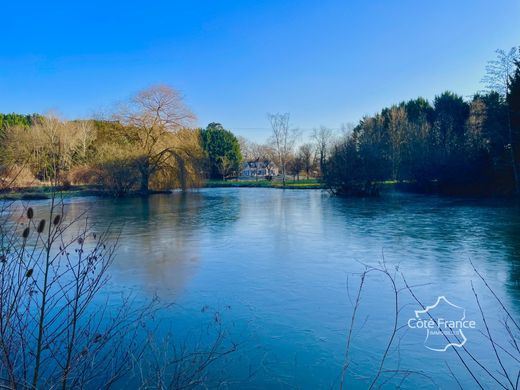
[0,164,39,189]
[95,158,140,197]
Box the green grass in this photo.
[0,179,323,200]
[204,179,322,189]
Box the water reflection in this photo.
[5,189,520,388]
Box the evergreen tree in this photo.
[507,57,520,194]
[200,123,242,180]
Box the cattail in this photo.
[53,215,61,226]
[25,269,33,278]
[37,219,46,234]
[27,208,34,219]
[22,227,30,239]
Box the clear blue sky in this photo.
[1,0,519,142]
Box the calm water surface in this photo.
[28,189,520,388]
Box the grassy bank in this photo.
[204,179,323,189]
[0,179,323,200]
[0,185,104,200]
[0,185,175,200]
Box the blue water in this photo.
[24,188,520,388]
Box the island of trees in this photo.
[1,47,519,197]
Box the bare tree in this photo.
[3,116,94,185]
[312,126,334,178]
[298,143,315,179]
[74,120,95,164]
[115,85,197,193]
[0,193,236,389]
[482,48,519,96]
[481,47,520,194]
[342,258,520,389]
[268,113,300,187]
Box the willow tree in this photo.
[115,85,197,193]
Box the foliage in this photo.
[113,85,198,193]
[0,113,42,140]
[507,55,520,194]
[200,123,242,179]
[0,86,212,196]
[1,116,95,184]
[325,90,519,195]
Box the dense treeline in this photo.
[0,113,43,132]
[325,48,520,196]
[3,48,519,197]
[0,86,243,196]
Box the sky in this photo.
[1,0,519,142]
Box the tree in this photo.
[431,92,469,182]
[482,48,520,96]
[312,126,334,177]
[287,153,303,181]
[482,47,520,194]
[386,106,409,180]
[0,113,42,146]
[237,136,254,161]
[114,85,197,193]
[507,57,520,194]
[324,134,380,196]
[2,115,94,184]
[200,123,242,180]
[268,113,300,187]
[298,143,315,179]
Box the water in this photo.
[20,189,520,388]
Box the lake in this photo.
[23,188,520,388]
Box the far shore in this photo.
[0,179,323,200]
[3,180,517,201]
[205,178,322,189]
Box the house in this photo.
[240,159,279,178]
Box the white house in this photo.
[240,159,279,178]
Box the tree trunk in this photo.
[509,129,520,195]
[319,153,325,178]
[140,171,149,194]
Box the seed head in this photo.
[37,220,46,234]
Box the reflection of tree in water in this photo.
[80,192,241,297]
[328,194,520,309]
[499,201,520,299]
